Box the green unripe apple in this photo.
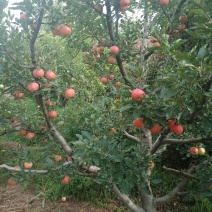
[0,84,4,89]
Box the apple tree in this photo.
[0,0,212,211]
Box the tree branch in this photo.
[123,130,142,144]
[172,0,187,23]
[162,137,212,145]
[85,0,106,17]
[149,127,170,155]
[112,185,145,212]
[162,165,199,180]
[155,160,209,204]
[37,94,74,156]
[0,162,96,177]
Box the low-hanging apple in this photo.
[133,117,144,128]
[100,77,107,84]
[198,147,205,155]
[27,82,40,93]
[110,46,119,54]
[189,147,199,155]
[159,0,169,6]
[45,71,56,80]
[150,123,161,134]
[32,68,45,79]
[0,84,4,89]
[131,88,145,102]
[64,88,76,98]
[49,110,57,118]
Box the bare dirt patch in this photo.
[0,185,118,212]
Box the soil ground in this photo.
[0,185,118,212]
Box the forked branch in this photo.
[113,185,144,212]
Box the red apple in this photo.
[115,82,121,87]
[8,178,17,186]
[108,74,114,80]
[61,175,70,184]
[170,124,184,134]
[15,90,24,98]
[133,117,144,128]
[20,13,26,20]
[49,111,57,118]
[120,0,130,6]
[159,0,169,6]
[32,68,45,79]
[131,88,145,102]
[26,132,35,140]
[110,46,119,54]
[150,123,161,134]
[45,71,56,80]
[27,82,40,93]
[64,88,76,98]
[189,147,199,155]
[100,77,107,84]
[107,56,116,64]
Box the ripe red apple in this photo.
[61,175,70,184]
[108,74,114,80]
[59,25,72,36]
[15,90,24,98]
[8,178,17,186]
[20,13,26,20]
[173,30,180,38]
[24,162,33,169]
[120,0,130,6]
[198,147,205,155]
[100,77,107,84]
[115,82,121,87]
[120,5,128,12]
[49,111,57,118]
[107,56,116,64]
[27,82,40,93]
[150,123,161,134]
[18,129,27,136]
[45,71,56,80]
[52,24,61,35]
[32,68,45,79]
[159,0,169,6]
[179,24,186,31]
[110,46,119,54]
[46,98,51,106]
[64,88,76,98]
[26,132,35,140]
[133,117,144,128]
[189,147,199,155]
[167,119,175,127]
[170,123,184,134]
[131,88,145,102]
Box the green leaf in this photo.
[197,44,207,59]
[119,104,133,112]
[151,179,162,185]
